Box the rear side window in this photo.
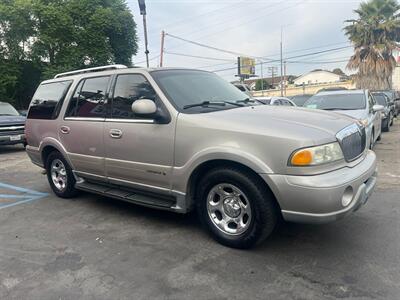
[111,74,156,119]
[66,76,110,118]
[28,81,72,119]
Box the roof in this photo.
[294,70,342,82]
[317,89,365,96]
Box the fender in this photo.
[171,146,274,194]
[38,137,75,169]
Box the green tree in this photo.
[344,0,400,89]
[0,0,138,107]
[255,79,270,90]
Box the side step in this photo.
[75,181,176,210]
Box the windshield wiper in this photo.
[236,98,258,104]
[183,101,243,109]
[0,114,15,116]
[183,101,226,109]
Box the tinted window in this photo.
[111,74,156,119]
[290,95,312,106]
[0,102,19,116]
[65,80,84,117]
[28,81,72,119]
[373,94,387,106]
[304,93,366,110]
[67,76,110,118]
[151,70,249,113]
[272,100,281,106]
[236,85,246,91]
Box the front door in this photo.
[104,73,175,194]
[59,76,111,181]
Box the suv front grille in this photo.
[336,123,366,162]
[0,124,25,136]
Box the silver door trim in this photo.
[105,118,154,124]
[64,117,105,122]
[108,176,171,195]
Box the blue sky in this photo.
[126,0,363,80]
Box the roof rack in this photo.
[54,64,128,79]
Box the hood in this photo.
[330,109,366,120]
[0,115,26,126]
[191,105,355,136]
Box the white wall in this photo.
[294,71,341,86]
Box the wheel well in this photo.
[42,146,59,166]
[186,159,280,211]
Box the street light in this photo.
[138,0,149,67]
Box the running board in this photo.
[75,180,177,210]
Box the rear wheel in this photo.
[382,118,390,132]
[196,167,278,249]
[46,151,78,198]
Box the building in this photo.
[293,70,343,86]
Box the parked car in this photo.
[0,102,26,147]
[26,66,377,249]
[304,90,384,149]
[288,94,313,107]
[233,83,252,96]
[375,90,399,118]
[372,92,393,132]
[256,96,296,106]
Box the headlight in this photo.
[359,119,368,127]
[289,142,344,166]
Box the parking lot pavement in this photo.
[0,122,399,300]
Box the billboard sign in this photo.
[238,57,255,76]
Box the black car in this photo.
[0,102,26,146]
[372,92,393,132]
[376,90,399,119]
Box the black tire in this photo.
[382,119,390,132]
[369,130,375,149]
[196,167,278,249]
[46,151,78,198]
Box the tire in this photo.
[382,118,390,132]
[196,167,278,249]
[369,130,374,150]
[46,151,78,198]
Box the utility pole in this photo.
[268,66,277,89]
[159,30,165,67]
[284,60,287,96]
[138,0,149,68]
[280,26,283,96]
[260,61,264,96]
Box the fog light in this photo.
[342,186,353,207]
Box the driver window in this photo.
[111,74,157,119]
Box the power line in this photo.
[164,51,235,62]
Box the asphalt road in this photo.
[0,121,399,300]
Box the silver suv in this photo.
[26,65,377,248]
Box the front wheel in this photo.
[46,151,78,198]
[196,167,278,249]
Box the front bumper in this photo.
[0,134,26,145]
[263,150,377,224]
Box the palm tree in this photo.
[344,0,400,90]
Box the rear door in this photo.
[59,76,111,181]
[104,73,175,193]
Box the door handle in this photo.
[109,129,123,139]
[60,126,70,134]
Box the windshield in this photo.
[373,94,387,106]
[151,70,252,112]
[291,95,312,106]
[304,93,366,110]
[0,102,20,116]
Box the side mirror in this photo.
[132,99,157,117]
[372,104,384,112]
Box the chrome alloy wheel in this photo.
[51,159,67,191]
[207,183,252,235]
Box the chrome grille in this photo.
[0,124,25,136]
[336,123,366,162]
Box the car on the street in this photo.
[288,94,313,107]
[375,90,399,118]
[256,96,296,106]
[233,83,252,96]
[26,65,377,249]
[0,101,27,147]
[304,90,384,149]
[372,92,393,132]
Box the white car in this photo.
[304,90,384,149]
[256,97,296,107]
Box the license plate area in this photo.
[9,135,21,141]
